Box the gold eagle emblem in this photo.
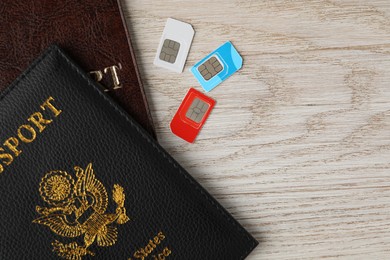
[33,163,130,259]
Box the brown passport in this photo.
[0,0,156,138]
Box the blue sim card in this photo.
[190,41,242,92]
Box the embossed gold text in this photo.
[0,96,61,173]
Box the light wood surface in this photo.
[122,1,390,259]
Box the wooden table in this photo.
[122,1,390,259]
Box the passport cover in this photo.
[0,0,156,139]
[0,46,257,259]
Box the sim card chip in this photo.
[160,39,181,64]
[198,56,223,80]
[186,98,210,123]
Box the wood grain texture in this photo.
[121,1,390,259]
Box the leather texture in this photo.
[0,46,258,259]
[0,0,156,139]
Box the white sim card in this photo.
[154,18,195,73]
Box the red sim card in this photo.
[170,88,216,143]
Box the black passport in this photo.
[0,46,257,259]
